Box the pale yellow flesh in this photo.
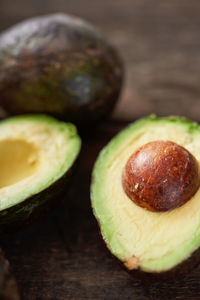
[0,139,39,188]
[92,118,200,272]
[0,116,81,211]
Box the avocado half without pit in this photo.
[0,114,81,231]
[91,116,200,278]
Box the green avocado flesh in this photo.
[0,114,81,227]
[91,116,200,273]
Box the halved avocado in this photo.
[91,115,200,278]
[0,114,81,231]
[0,13,123,123]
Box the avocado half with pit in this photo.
[0,114,81,231]
[0,13,123,123]
[91,115,200,278]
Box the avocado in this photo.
[0,249,20,300]
[0,114,81,231]
[91,115,200,277]
[0,13,123,123]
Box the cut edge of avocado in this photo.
[0,114,81,230]
[91,115,200,275]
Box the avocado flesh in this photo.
[91,116,200,273]
[0,139,38,188]
[0,115,81,212]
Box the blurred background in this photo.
[1,0,200,121]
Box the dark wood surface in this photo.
[0,249,20,300]
[1,1,200,299]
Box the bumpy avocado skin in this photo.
[0,14,123,122]
[0,249,20,299]
[91,115,200,279]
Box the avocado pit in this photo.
[122,141,200,212]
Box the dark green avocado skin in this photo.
[0,249,20,299]
[0,158,76,233]
[0,14,123,123]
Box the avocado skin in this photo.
[0,14,123,123]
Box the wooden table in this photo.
[1,1,200,299]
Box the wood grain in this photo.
[0,249,20,300]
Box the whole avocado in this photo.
[0,14,123,123]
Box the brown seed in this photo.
[122,141,200,212]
